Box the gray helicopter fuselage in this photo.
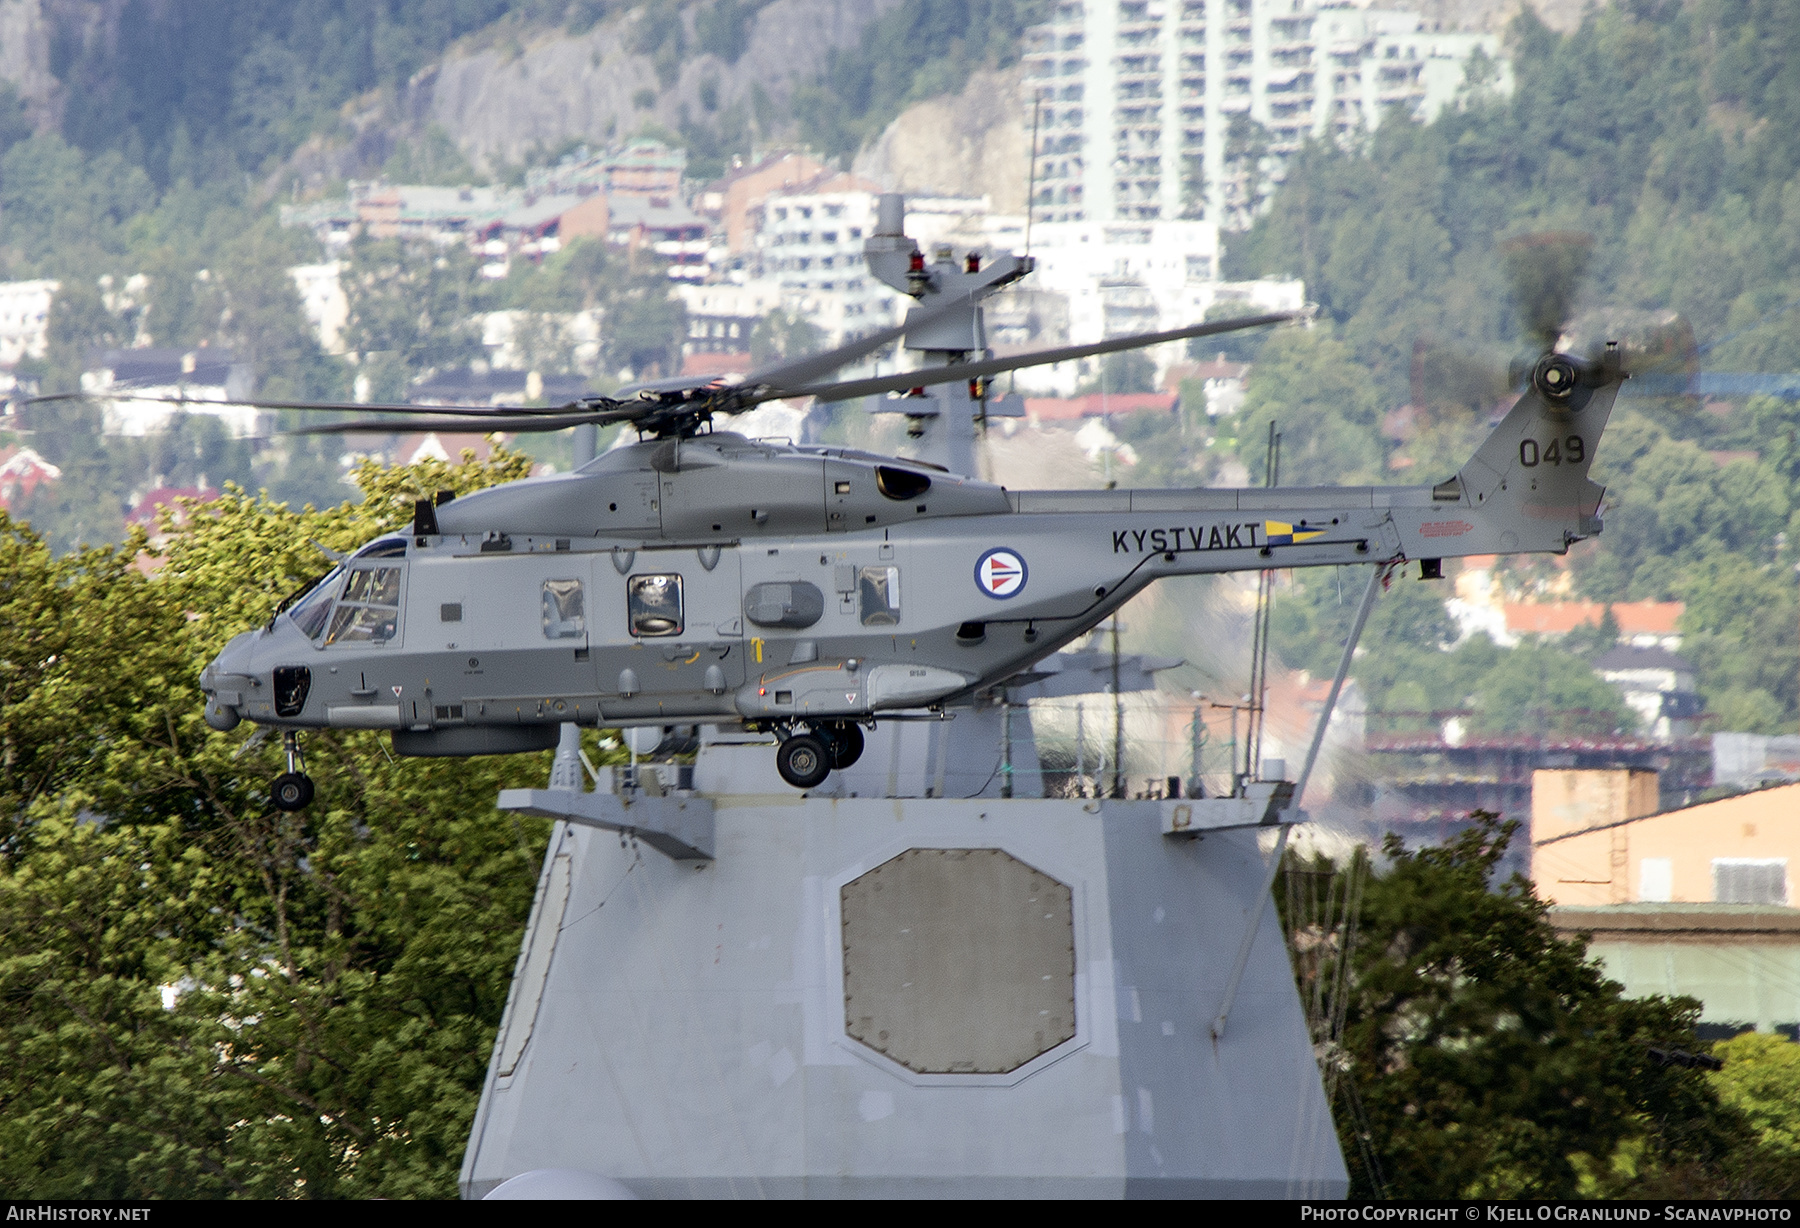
[200,365,1616,755]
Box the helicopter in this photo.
[134,198,1627,811]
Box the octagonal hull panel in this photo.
[459,797,1348,1199]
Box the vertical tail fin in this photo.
[1448,348,1623,551]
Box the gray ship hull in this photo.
[460,792,1348,1198]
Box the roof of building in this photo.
[682,351,753,376]
[1026,392,1177,420]
[1534,779,1800,847]
[1503,600,1684,637]
[126,485,217,527]
[1550,901,1800,937]
[701,150,825,197]
[500,193,589,231]
[609,194,705,231]
[771,170,882,201]
[88,347,241,385]
[409,369,592,404]
[1593,645,1694,674]
[0,446,60,481]
[605,138,685,171]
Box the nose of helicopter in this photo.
[200,629,261,731]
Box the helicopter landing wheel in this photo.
[271,771,315,812]
[776,733,831,790]
[822,721,865,770]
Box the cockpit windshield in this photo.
[287,566,343,640]
[285,543,407,646]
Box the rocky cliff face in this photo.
[424,0,897,170]
[0,0,130,130]
[0,0,53,120]
[853,66,1027,212]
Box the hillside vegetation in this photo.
[1224,1,1800,734]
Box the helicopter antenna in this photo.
[1025,92,1041,259]
[1110,612,1124,799]
[1244,421,1280,788]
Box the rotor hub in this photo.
[1533,353,1579,402]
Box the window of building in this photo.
[628,574,683,637]
[859,566,900,627]
[542,578,585,639]
[1713,859,1788,905]
[1639,858,1672,903]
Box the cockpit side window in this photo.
[323,565,404,645]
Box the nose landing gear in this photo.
[774,721,867,790]
[271,731,315,812]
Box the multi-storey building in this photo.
[0,279,57,369]
[753,174,898,345]
[1022,0,1506,228]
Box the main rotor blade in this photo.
[21,389,602,419]
[742,288,983,392]
[284,409,636,435]
[1502,232,1593,352]
[758,310,1300,406]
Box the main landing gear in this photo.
[271,730,315,812]
[775,721,866,790]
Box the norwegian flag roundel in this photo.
[974,548,1028,599]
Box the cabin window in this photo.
[324,565,402,645]
[541,579,585,639]
[628,574,684,637]
[859,566,900,626]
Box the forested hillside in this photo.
[1224,0,1800,734]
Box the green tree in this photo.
[1470,638,1637,736]
[1221,326,1384,486]
[340,236,491,397]
[0,444,597,1197]
[1676,556,1800,732]
[749,307,825,366]
[1074,350,1157,396]
[1711,1032,1800,1166]
[1300,815,1749,1198]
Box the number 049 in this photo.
[1520,436,1584,467]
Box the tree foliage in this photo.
[0,445,579,1197]
[1293,816,1758,1198]
[1225,2,1800,733]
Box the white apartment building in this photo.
[1023,0,1506,228]
[84,348,258,438]
[289,263,348,355]
[1023,219,1302,388]
[675,281,786,359]
[755,176,900,345]
[0,279,58,368]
